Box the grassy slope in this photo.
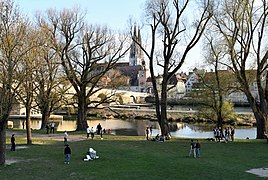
[1,134,267,180]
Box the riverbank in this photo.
[86,107,256,127]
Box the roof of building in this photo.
[114,64,145,86]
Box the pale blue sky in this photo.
[14,0,202,72]
[15,0,145,31]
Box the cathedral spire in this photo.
[133,23,137,38]
[129,24,144,66]
[138,26,141,44]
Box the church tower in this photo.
[129,25,144,67]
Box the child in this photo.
[64,144,71,164]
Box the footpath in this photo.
[6,130,86,142]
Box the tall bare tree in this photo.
[134,0,212,136]
[0,0,29,164]
[43,8,129,130]
[34,20,71,129]
[212,0,268,138]
[15,25,44,145]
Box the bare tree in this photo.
[134,0,212,136]
[0,0,29,164]
[212,0,268,138]
[34,19,71,129]
[43,8,130,130]
[15,25,45,145]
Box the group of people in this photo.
[64,145,100,164]
[86,123,110,140]
[64,123,106,164]
[213,126,235,142]
[151,134,165,142]
[189,139,201,158]
[45,121,56,134]
[145,126,153,140]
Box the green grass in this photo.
[1,132,267,180]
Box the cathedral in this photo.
[114,25,149,93]
[129,25,144,67]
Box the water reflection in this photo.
[9,119,42,130]
[57,120,77,131]
[168,123,257,139]
[84,119,160,136]
[8,119,257,139]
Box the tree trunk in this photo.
[77,89,88,130]
[246,95,265,138]
[41,110,50,129]
[252,107,266,139]
[0,120,7,165]
[26,107,32,145]
[217,113,223,129]
[159,79,169,136]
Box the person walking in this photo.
[64,144,71,164]
[231,127,235,141]
[64,131,68,145]
[189,139,196,158]
[145,127,149,140]
[86,126,90,139]
[195,140,201,158]
[96,123,102,135]
[90,127,95,140]
[10,134,16,151]
[46,123,50,134]
[50,121,55,133]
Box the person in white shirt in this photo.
[50,121,55,133]
[64,131,68,145]
[86,126,90,139]
[90,127,94,140]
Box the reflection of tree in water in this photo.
[169,122,187,132]
[168,123,178,131]
[185,123,215,132]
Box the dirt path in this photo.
[6,130,87,142]
[5,130,88,165]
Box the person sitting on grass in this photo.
[152,134,160,141]
[220,137,227,143]
[84,148,99,161]
[159,135,165,142]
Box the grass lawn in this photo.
[1,131,267,180]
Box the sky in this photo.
[15,0,145,31]
[14,0,202,73]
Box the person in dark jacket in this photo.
[189,139,196,158]
[11,134,15,151]
[64,144,71,164]
[195,140,201,158]
[96,123,102,135]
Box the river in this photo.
[8,118,257,139]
